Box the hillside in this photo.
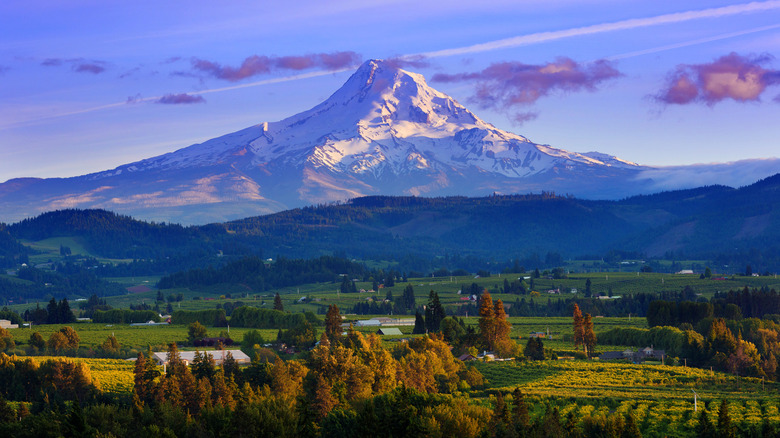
[1,174,779,275]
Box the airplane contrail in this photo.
[416,0,780,59]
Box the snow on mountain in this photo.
[95,59,639,180]
[5,58,774,225]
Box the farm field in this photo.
[474,359,780,436]
[16,356,136,397]
[7,270,780,320]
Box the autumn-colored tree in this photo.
[221,351,242,384]
[325,304,342,342]
[211,370,236,409]
[271,360,309,399]
[572,304,584,351]
[47,331,69,353]
[478,291,496,351]
[493,299,511,344]
[191,350,216,382]
[166,342,188,377]
[582,313,596,356]
[133,348,161,405]
[274,293,284,311]
[99,335,120,356]
[311,372,338,420]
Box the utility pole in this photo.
[691,389,698,412]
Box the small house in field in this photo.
[0,319,18,329]
[151,349,250,366]
[458,353,477,361]
[376,327,403,336]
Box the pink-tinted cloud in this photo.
[156,93,205,104]
[432,57,620,123]
[41,57,107,74]
[513,112,538,124]
[189,51,361,81]
[655,52,778,105]
[74,63,105,74]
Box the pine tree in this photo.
[425,291,445,333]
[512,387,530,431]
[413,311,426,334]
[63,399,88,437]
[273,293,284,311]
[402,285,416,312]
[696,410,715,438]
[166,342,187,377]
[717,399,735,438]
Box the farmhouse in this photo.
[151,349,250,366]
[0,319,18,329]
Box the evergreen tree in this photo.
[425,291,445,333]
[717,399,735,438]
[585,278,592,297]
[696,410,715,438]
[63,399,88,437]
[524,337,545,361]
[412,311,426,334]
[191,351,216,382]
[402,285,416,312]
[58,298,76,324]
[512,387,530,432]
[46,298,58,324]
[274,293,284,311]
[166,342,187,377]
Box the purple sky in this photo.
[2,0,780,182]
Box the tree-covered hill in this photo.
[3,173,780,275]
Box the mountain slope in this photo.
[1,59,777,225]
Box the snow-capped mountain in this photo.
[1,59,777,225]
